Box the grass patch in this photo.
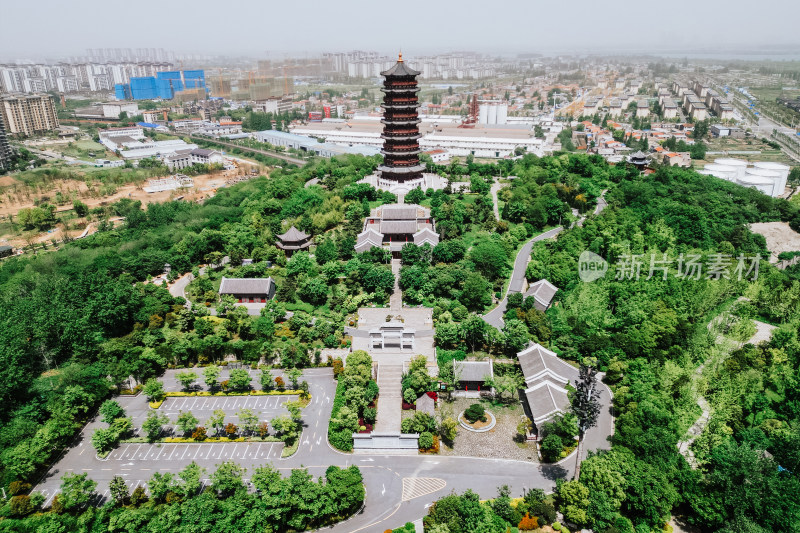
[281,439,299,457]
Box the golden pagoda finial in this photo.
[398,50,403,62]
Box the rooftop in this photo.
[219,277,274,295]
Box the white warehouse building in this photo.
[702,159,790,198]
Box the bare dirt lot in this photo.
[0,168,262,249]
[749,221,800,261]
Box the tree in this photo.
[228,368,251,391]
[177,461,205,498]
[460,273,492,312]
[58,473,97,511]
[91,427,116,454]
[260,368,273,391]
[175,371,198,391]
[72,200,89,217]
[207,409,226,436]
[211,460,246,496]
[99,400,125,424]
[237,408,260,435]
[148,471,177,502]
[271,414,299,441]
[143,410,169,442]
[288,367,303,390]
[556,480,590,527]
[502,319,529,354]
[176,411,199,435]
[572,364,601,480]
[469,239,508,280]
[143,378,165,402]
[461,314,487,353]
[203,365,221,389]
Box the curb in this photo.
[458,410,497,433]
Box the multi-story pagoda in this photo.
[378,53,425,184]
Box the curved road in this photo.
[483,191,607,330]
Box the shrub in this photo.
[130,486,148,506]
[518,513,539,530]
[552,522,562,531]
[8,481,31,496]
[191,426,208,441]
[10,495,33,516]
[530,501,557,524]
[464,403,487,423]
[540,433,563,463]
[275,376,285,391]
[363,407,377,424]
[401,411,437,434]
[418,431,434,450]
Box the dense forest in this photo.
[422,161,800,531]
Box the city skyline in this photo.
[2,0,800,61]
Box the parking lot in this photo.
[106,440,283,462]
[160,394,298,414]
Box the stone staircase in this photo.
[375,364,403,433]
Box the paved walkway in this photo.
[375,364,403,433]
[390,258,402,311]
[490,182,502,221]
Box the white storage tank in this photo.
[752,162,790,196]
[478,104,489,125]
[704,163,738,181]
[745,168,782,197]
[487,104,497,125]
[496,103,508,125]
[714,158,748,179]
[737,173,776,196]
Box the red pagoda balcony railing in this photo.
[386,81,417,87]
[385,113,417,119]
[386,159,420,167]
[387,97,418,103]
[384,144,419,150]
[384,129,419,135]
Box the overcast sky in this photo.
[3,0,800,61]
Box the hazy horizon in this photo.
[3,0,800,61]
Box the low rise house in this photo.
[524,279,559,311]
[453,360,494,396]
[517,343,574,426]
[219,277,276,303]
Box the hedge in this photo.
[328,379,352,452]
[164,389,303,397]
[161,436,282,444]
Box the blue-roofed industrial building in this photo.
[130,77,158,100]
[115,70,207,101]
[115,84,132,100]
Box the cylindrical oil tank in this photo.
[704,163,737,181]
[714,158,748,180]
[745,168,782,197]
[753,162,790,196]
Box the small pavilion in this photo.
[276,226,311,256]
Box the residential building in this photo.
[165,150,192,170]
[636,100,650,119]
[0,93,59,136]
[0,115,12,171]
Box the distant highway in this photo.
[187,135,308,166]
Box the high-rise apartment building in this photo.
[0,114,12,171]
[0,94,60,136]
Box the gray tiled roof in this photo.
[524,381,570,424]
[381,220,417,234]
[277,226,309,242]
[381,61,421,77]
[219,277,274,295]
[517,343,572,389]
[525,279,558,311]
[381,205,418,220]
[454,361,493,383]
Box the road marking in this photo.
[79,447,86,456]
[232,443,240,459]
[101,468,112,471]
[401,477,446,502]
[194,445,201,459]
[181,446,190,460]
